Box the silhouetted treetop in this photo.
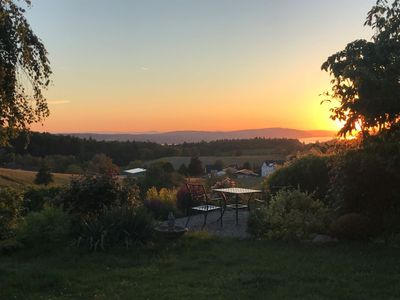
[322,0,400,137]
[0,0,51,145]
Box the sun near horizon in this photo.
[26,0,375,134]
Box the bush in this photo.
[176,184,203,213]
[144,187,178,220]
[60,175,140,218]
[330,213,373,241]
[0,187,23,240]
[138,162,184,192]
[23,186,62,213]
[247,189,331,241]
[86,154,120,176]
[329,145,400,234]
[77,206,154,251]
[16,207,72,246]
[265,155,330,201]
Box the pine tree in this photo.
[35,164,54,185]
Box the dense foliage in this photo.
[0,0,51,145]
[322,0,400,136]
[138,162,184,193]
[60,175,140,218]
[248,189,331,241]
[176,184,201,213]
[330,213,373,241]
[328,140,400,234]
[16,207,71,247]
[77,206,154,251]
[23,186,62,212]
[265,155,330,200]
[144,187,178,220]
[0,187,22,240]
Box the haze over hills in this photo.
[66,128,336,144]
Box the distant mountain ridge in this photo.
[65,128,336,144]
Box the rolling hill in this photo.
[67,128,336,144]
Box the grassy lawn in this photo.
[0,168,72,188]
[1,233,399,299]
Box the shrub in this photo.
[23,186,62,213]
[86,154,120,176]
[60,175,140,218]
[176,184,203,213]
[16,207,72,246]
[265,155,330,201]
[330,213,373,241]
[247,189,331,241]
[0,187,23,240]
[328,144,400,234]
[138,162,184,192]
[144,187,177,220]
[77,206,154,251]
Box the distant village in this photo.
[123,160,285,179]
[203,160,285,179]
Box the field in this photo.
[147,155,285,169]
[0,168,72,188]
[1,233,400,299]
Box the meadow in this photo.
[1,233,399,299]
[0,168,72,188]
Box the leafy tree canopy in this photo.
[322,0,400,137]
[0,0,51,145]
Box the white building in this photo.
[123,168,146,176]
[261,162,276,177]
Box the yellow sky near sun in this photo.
[30,49,338,133]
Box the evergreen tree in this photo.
[188,157,203,176]
[35,164,53,185]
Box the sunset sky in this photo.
[27,0,375,133]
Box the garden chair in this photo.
[185,183,227,229]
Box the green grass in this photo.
[147,155,285,169]
[0,168,72,188]
[1,233,400,299]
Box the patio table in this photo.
[212,187,262,225]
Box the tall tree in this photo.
[214,159,224,171]
[87,154,120,176]
[322,0,400,137]
[34,163,53,185]
[0,0,51,145]
[188,156,203,176]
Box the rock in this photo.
[312,234,338,244]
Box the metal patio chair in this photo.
[185,183,227,229]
